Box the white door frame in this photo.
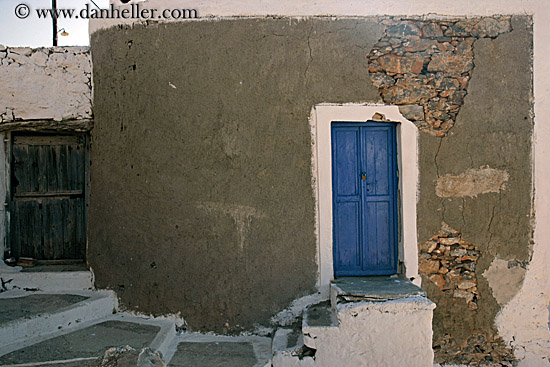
[310,104,420,297]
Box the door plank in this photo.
[75,198,85,259]
[63,198,75,259]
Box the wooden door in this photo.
[331,122,398,276]
[9,133,87,261]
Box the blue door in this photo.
[332,122,398,276]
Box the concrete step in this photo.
[272,302,337,367]
[274,277,435,367]
[272,327,316,367]
[0,289,117,352]
[0,266,94,292]
[0,313,175,366]
[301,301,338,351]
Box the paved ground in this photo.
[168,342,258,367]
[0,320,160,365]
[0,294,89,326]
[0,291,272,367]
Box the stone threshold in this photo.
[331,276,426,303]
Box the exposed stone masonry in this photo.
[420,223,515,365]
[419,223,480,310]
[368,17,511,136]
[434,332,514,366]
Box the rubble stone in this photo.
[422,23,444,38]
[398,104,425,120]
[387,22,421,38]
[377,53,425,74]
[434,332,515,365]
[427,52,474,75]
[418,223,481,308]
[370,73,395,88]
[404,39,438,52]
[367,16,512,135]
[382,84,436,105]
[444,20,476,37]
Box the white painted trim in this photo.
[0,270,95,291]
[311,104,419,297]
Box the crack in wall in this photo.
[486,192,503,249]
[304,23,314,78]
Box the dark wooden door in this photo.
[10,134,87,261]
[331,122,398,276]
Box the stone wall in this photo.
[0,46,92,123]
[368,16,511,136]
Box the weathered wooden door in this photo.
[331,122,398,276]
[9,133,87,261]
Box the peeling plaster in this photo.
[436,166,509,198]
[271,293,324,326]
[0,46,92,122]
[496,241,550,366]
[483,258,526,306]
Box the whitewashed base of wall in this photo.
[273,284,435,367]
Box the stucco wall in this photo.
[90,13,536,364]
[0,46,92,122]
[89,18,383,333]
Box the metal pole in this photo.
[52,0,58,46]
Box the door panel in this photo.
[333,129,360,197]
[334,201,361,270]
[332,122,398,276]
[10,134,87,261]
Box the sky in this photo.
[0,0,110,47]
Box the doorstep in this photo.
[330,276,426,304]
[0,261,94,292]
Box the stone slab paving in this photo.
[0,320,160,365]
[0,294,89,326]
[168,342,258,367]
[332,276,425,302]
[164,334,272,367]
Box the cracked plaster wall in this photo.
[0,46,92,122]
[89,18,384,333]
[89,14,535,364]
[417,15,533,365]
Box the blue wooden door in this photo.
[332,122,398,276]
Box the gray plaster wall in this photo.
[89,18,383,332]
[89,16,533,355]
